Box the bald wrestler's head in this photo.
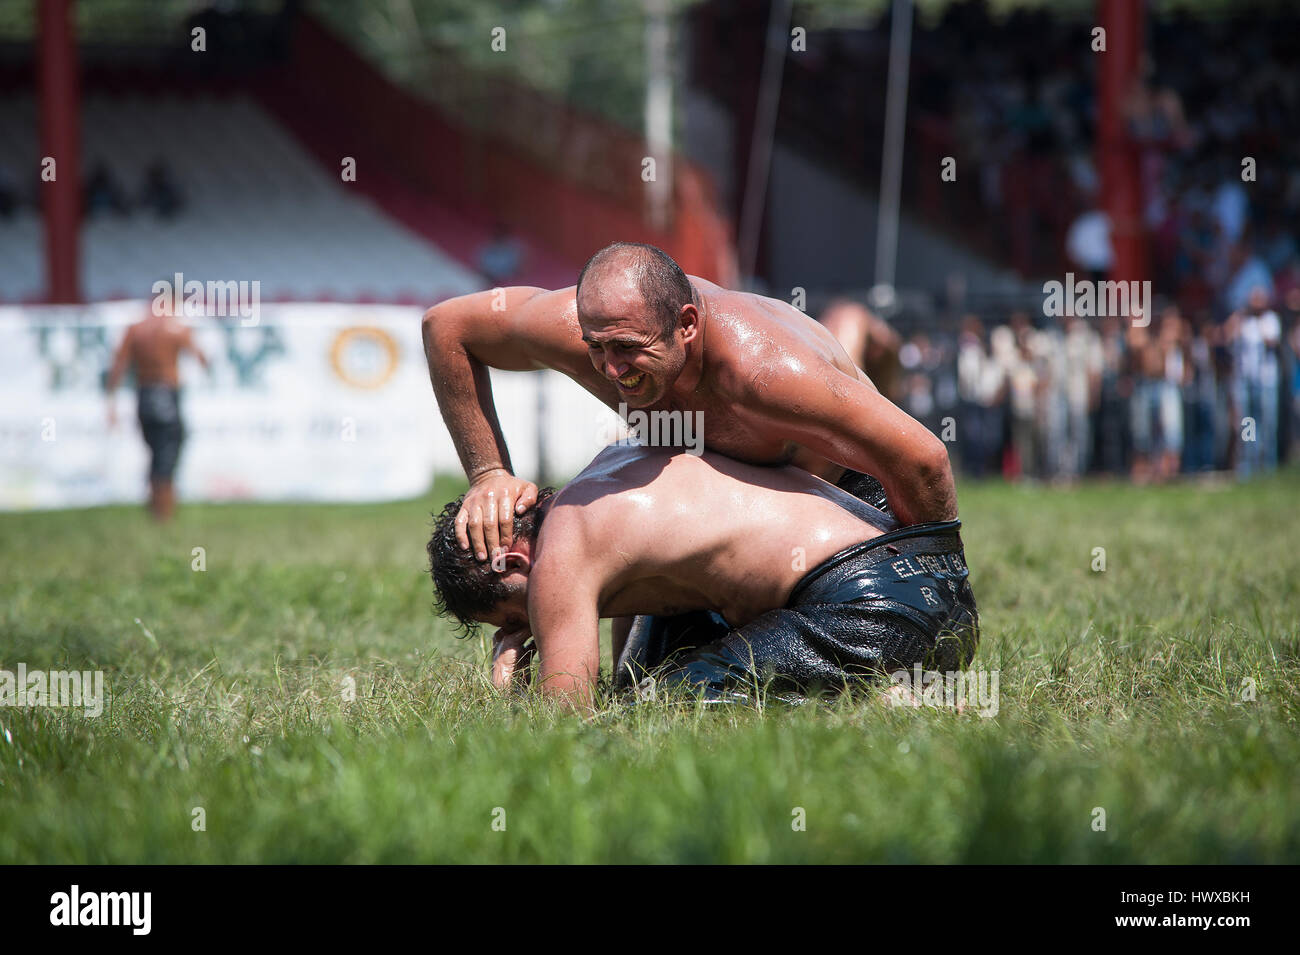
[575,242,699,408]
[428,489,556,634]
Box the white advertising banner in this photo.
[0,302,621,510]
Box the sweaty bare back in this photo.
[539,445,895,627]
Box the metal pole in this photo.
[736,0,793,285]
[535,371,550,486]
[644,0,673,231]
[874,0,913,295]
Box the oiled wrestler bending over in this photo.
[428,445,978,711]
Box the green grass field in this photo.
[2,470,1298,863]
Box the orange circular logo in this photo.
[330,326,400,389]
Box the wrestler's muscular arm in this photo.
[737,357,958,525]
[527,542,603,713]
[106,324,135,394]
[180,325,210,373]
[105,324,136,428]
[421,287,582,559]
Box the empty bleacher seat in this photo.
[0,93,483,302]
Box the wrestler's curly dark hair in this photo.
[427,488,557,637]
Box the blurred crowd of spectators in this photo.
[880,296,1298,484]
[1127,15,1300,322]
[910,4,1300,316]
[856,4,1300,482]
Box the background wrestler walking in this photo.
[105,294,209,521]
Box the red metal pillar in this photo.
[38,0,81,303]
[1096,0,1146,288]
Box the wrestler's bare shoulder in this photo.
[557,446,705,522]
[690,278,857,387]
[538,449,686,575]
[562,445,833,514]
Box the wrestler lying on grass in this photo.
[427,444,979,710]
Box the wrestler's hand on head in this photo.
[457,468,539,561]
[491,625,534,690]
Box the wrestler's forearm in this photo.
[538,668,597,714]
[106,345,129,393]
[751,361,959,522]
[869,424,958,524]
[447,360,515,480]
[535,637,599,712]
[803,425,957,524]
[890,459,959,526]
[529,578,601,713]
[422,312,515,480]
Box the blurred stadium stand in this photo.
[0,91,488,302]
[1,4,735,305]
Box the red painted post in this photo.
[37,0,81,303]
[1096,0,1146,289]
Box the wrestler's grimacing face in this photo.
[578,280,686,409]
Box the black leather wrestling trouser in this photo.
[137,384,185,480]
[614,520,979,700]
[835,468,890,513]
